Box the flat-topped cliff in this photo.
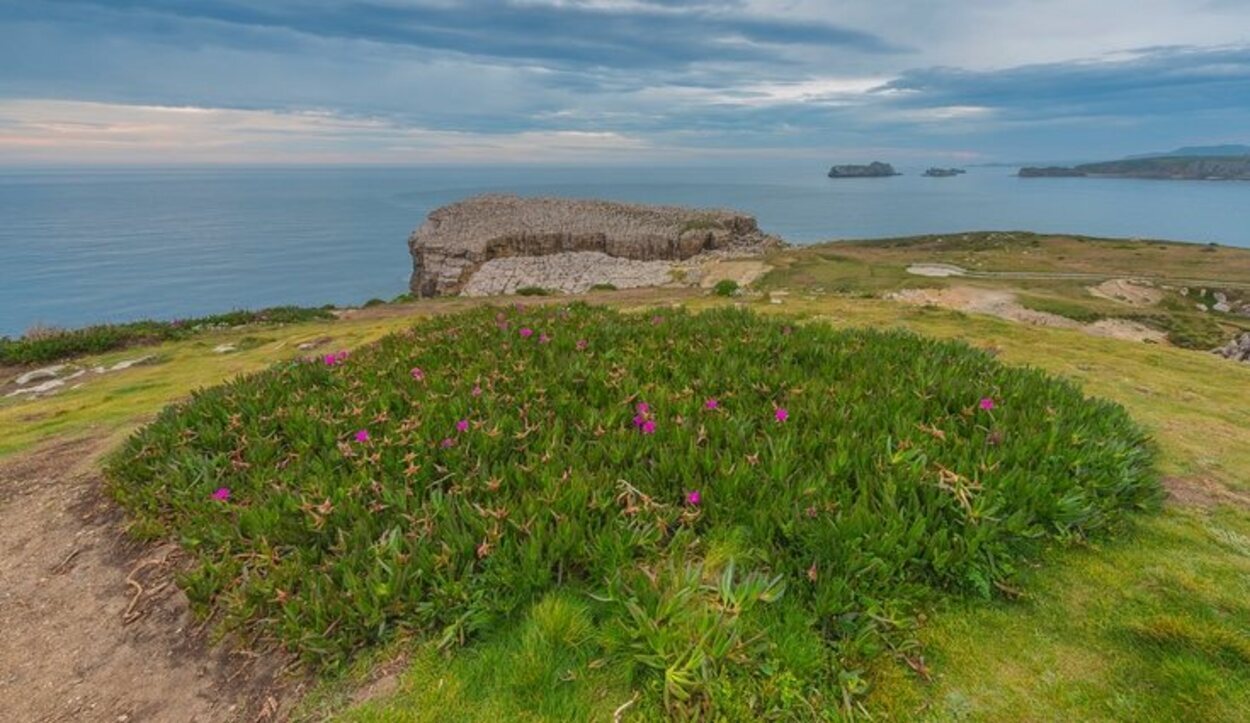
[407,194,782,296]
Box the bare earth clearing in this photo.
[0,435,295,722]
[887,286,1167,343]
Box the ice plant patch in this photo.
[106,304,1158,716]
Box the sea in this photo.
[2,163,1249,337]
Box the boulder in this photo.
[407,195,783,297]
[1215,332,1250,363]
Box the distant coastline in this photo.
[1020,155,1250,181]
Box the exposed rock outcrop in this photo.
[1216,333,1250,363]
[408,195,782,296]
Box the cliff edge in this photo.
[408,195,782,296]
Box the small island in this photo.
[827,161,899,178]
[1020,155,1250,180]
[923,167,966,177]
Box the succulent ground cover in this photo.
[105,304,1158,717]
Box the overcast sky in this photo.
[1,0,1247,164]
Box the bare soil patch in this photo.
[0,435,296,722]
[1087,279,1164,307]
[888,286,1166,343]
[1163,475,1250,511]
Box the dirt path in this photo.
[0,435,293,722]
[888,286,1166,343]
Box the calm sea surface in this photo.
[2,164,1248,336]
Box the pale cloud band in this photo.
[0,1,1247,163]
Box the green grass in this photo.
[0,305,335,366]
[1016,294,1107,323]
[712,279,740,297]
[105,304,1157,719]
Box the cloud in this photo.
[0,99,658,163]
[0,1,1248,162]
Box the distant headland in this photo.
[1020,146,1250,180]
[827,162,899,178]
[923,167,966,177]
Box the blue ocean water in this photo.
[2,164,1248,336]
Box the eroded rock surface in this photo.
[408,195,782,296]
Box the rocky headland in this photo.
[408,195,782,296]
[1019,156,1250,180]
[827,162,899,178]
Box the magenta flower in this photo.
[410,367,425,382]
[575,339,588,351]
[632,414,646,428]
[636,402,650,415]
[641,419,657,435]
[704,398,719,410]
[323,354,337,366]
[519,327,534,338]
[471,384,482,397]
[979,397,996,411]
[354,429,370,443]
[440,437,456,448]
[211,487,231,502]
[774,407,789,423]
[685,490,701,506]
[456,419,470,433]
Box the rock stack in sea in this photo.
[407,195,783,297]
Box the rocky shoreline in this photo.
[408,195,783,297]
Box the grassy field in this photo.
[3,238,1250,721]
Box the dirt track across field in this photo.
[0,435,294,722]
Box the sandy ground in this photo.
[0,435,294,722]
[1087,278,1163,306]
[888,286,1166,343]
[696,259,772,288]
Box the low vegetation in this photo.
[0,306,335,366]
[712,279,740,297]
[105,304,1157,718]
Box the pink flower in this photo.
[354,429,370,443]
[704,398,719,410]
[211,487,231,502]
[456,419,470,433]
[471,384,482,397]
[410,367,425,382]
[519,327,534,338]
[636,402,650,415]
[440,437,456,448]
[651,315,664,325]
[575,339,588,351]
[774,407,789,423]
[641,420,656,435]
[685,490,701,506]
[632,414,646,428]
[335,350,348,362]
[979,397,996,411]
[538,333,551,344]
[323,354,337,366]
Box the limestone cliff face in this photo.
[408,195,782,296]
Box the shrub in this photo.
[712,279,740,297]
[362,298,387,308]
[515,286,552,297]
[106,305,1157,715]
[1017,295,1105,323]
[589,283,618,292]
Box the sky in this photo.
[0,0,1247,165]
